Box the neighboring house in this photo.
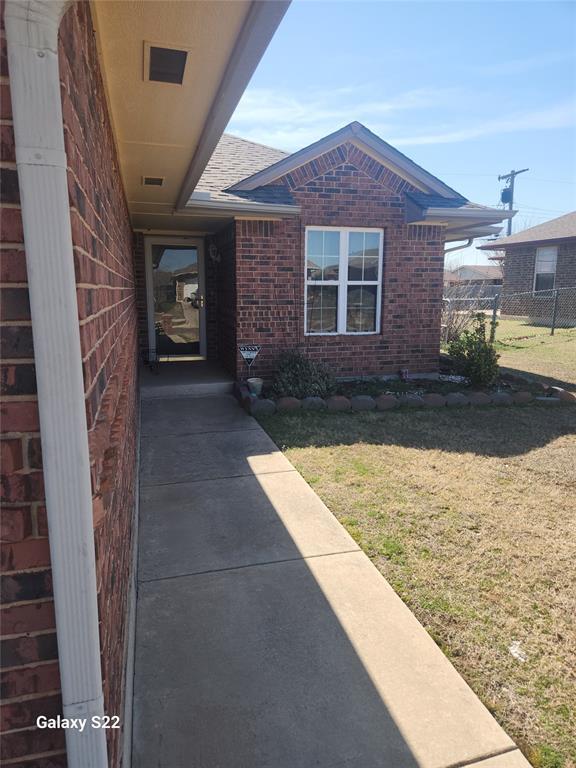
[443,264,503,288]
[479,211,576,293]
[142,125,511,381]
[0,1,288,766]
[0,2,513,767]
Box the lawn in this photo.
[260,406,576,768]
[494,318,576,390]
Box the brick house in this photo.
[478,211,576,293]
[0,2,513,767]
[139,125,511,381]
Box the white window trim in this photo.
[304,226,384,336]
[533,246,557,292]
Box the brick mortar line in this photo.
[82,304,134,398]
[0,627,56,641]
[2,751,67,766]
[0,658,59,674]
[1,565,51,577]
[1,688,61,706]
[69,205,134,281]
[81,300,133,363]
[73,244,135,284]
[0,597,53,609]
[79,295,134,329]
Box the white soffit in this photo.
[91,1,289,224]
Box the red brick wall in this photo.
[59,4,137,766]
[234,142,446,380]
[0,5,66,763]
[1,3,137,765]
[502,240,576,293]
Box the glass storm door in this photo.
[148,242,205,360]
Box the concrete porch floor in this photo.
[140,360,234,399]
[132,395,530,768]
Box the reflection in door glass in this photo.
[152,245,200,357]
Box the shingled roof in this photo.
[193,133,294,205]
[479,211,576,249]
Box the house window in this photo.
[534,246,557,292]
[305,227,383,335]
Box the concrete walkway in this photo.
[132,395,530,768]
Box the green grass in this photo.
[494,319,576,390]
[261,406,576,767]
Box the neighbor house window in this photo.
[305,227,383,334]
[534,246,557,292]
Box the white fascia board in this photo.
[183,199,301,216]
[4,2,108,765]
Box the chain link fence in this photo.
[442,285,576,344]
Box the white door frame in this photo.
[144,236,207,361]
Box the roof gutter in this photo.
[444,238,473,254]
[175,0,291,210]
[424,207,516,221]
[4,2,107,765]
[184,199,300,216]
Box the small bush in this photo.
[447,314,500,387]
[271,350,336,399]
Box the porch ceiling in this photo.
[91,0,290,231]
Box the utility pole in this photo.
[498,168,529,235]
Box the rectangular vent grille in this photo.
[142,176,164,187]
[148,46,187,84]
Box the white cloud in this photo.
[471,50,576,76]
[227,86,463,150]
[227,85,576,152]
[389,101,576,146]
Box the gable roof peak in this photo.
[228,121,463,199]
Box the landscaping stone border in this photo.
[234,383,575,417]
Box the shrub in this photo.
[271,350,336,399]
[447,314,500,387]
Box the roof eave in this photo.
[174,0,291,211]
[479,233,576,250]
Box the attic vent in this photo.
[143,176,164,187]
[148,46,187,84]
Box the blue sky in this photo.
[227,0,576,266]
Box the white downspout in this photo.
[4,2,108,765]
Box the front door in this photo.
[145,238,206,361]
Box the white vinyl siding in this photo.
[305,226,383,335]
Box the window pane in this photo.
[364,232,380,257]
[348,231,381,280]
[306,256,322,281]
[363,257,379,281]
[535,273,555,292]
[307,230,323,256]
[307,230,340,280]
[322,255,339,280]
[307,285,338,333]
[535,247,557,272]
[346,285,377,332]
[324,230,340,256]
